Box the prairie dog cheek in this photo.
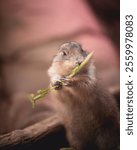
[54,61,75,76]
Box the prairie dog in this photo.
[48,42,119,150]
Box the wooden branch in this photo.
[0,114,63,149]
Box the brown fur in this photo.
[48,42,119,150]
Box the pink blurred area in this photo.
[1,0,101,48]
[0,0,119,134]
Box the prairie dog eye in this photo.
[62,51,67,56]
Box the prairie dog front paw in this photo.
[52,77,71,90]
[61,78,71,86]
[52,80,63,90]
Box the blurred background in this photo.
[0,0,119,148]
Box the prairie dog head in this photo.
[48,42,95,83]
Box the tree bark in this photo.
[0,114,63,149]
